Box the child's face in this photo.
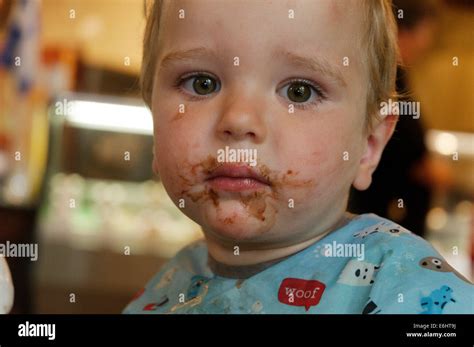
[151,0,384,247]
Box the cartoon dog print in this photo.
[353,221,409,239]
[419,256,471,284]
[168,275,213,313]
[337,259,381,286]
[187,275,211,300]
[420,285,456,314]
[362,298,381,314]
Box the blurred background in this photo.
[0,0,472,313]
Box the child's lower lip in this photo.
[206,177,269,192]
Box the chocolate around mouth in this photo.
[177,155,315,221]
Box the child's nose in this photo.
[215,92,267,144]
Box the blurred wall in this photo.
[411,4,474,132]
[41,0,145,74]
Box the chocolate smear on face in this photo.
[179,156,221,201]
[240,191,268,221]
[209,188,219,207]
[177,156,315,220]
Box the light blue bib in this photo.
[123,214,473,314]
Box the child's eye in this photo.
[278,79,326,109]
[174,74,325,108]
[175,73,220,99]
[287,82,312,102]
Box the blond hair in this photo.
[141,0,399,131]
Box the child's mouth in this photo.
[178,155,315,210]
[205,164,271,192]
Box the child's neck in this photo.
[205,211,355,276]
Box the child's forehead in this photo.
[158,0,364,61]
[156,0,367,90]
[160,0,362,37]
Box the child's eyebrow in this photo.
[276,49,347,87]
[158,46,346,87]
[158,47,219,70]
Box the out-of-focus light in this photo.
[432,132,458,155]
[65,100,153,135]
[426,207,448,230]
[427,130,474,157]
[454,200,472,215]
[3,172,28,204]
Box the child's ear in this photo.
[353,114,398,191]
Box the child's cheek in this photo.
[153,121,201,202]
[306,133,361,202]
[278,123,350,205]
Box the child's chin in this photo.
[201,199,276,241]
